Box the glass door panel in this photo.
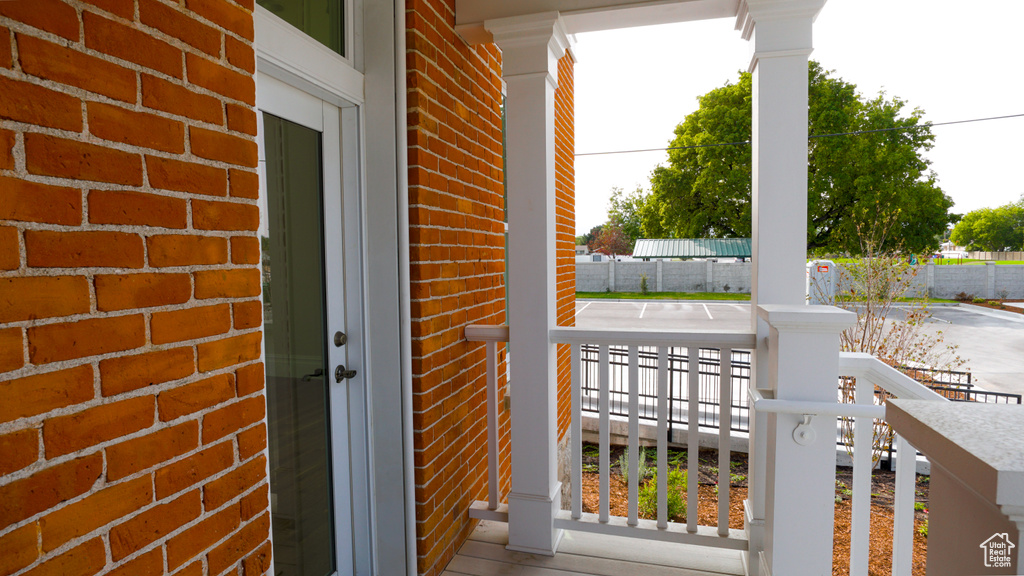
[262,112,335,576]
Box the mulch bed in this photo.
[579,444,928,576]
[961,299,1024,315]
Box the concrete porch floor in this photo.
[442,520,746,576]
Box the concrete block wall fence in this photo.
[0,2,271,576]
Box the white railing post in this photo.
[756,304,856,575]
[487,13,571,556]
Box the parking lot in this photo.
[575,299,1024,396]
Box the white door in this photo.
[257,72,368,576]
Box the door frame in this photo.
[255,7,375,574]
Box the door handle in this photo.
[301,368,324,382]
[335,365,357,382]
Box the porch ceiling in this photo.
[456,0,740,44]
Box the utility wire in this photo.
[573,113,1024,157]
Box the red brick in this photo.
[26,230,144,269]
[106,420,199,480]
[232,300,262,330]
[89,189,188,228]
[40,476,153,552]
[207,512,269,575]
[0,365,94,424]
[139,0,221,56]
[194,268,260,299]
[87,102,185,153]
[0,75,82,132]
[238,481,267,520]
[0,177,81,225]
[155,440,233,499]
[0,227,17,270]
[197,332,262,374]
[201,396,264,443]
[230,236,260,264]
[80,0,135,19]
[190,126,258,167]
[166,503,240,570]
[193,199,259,231]
[170,561,204,576]
[17,34,135,102]
[0,523,38,576]
[0,128,14,169]
[203,454,265,511]
[185,0,254,39]
[146,155,227,196]
[151,304,231,345]
[109,490,201,561]
[186,52,255,105]
[84,11,183,79]
[0,275,90,323]
[0,26,11,69]
[142,74,224,125]
[242,540,272,576]
[237,423,266,460]
[0,0,79,41]
[158,373,235,421]
[226,102,257,135]
[106,548,163,576]
[147,234,228,267]
[20,538,105,576]
[100,347,195,396]
[43,395,154,458]
[95,273,192,311]
[24,134,143,186]
[30,314,145,366]
[0,428,38,476]
[0,454,102,527]
[0,327,23,373]
[228,168,259,199]
[224,36,255,74]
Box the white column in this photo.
[757,305,856,576]
[487,12,569,556]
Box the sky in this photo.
[572,0,1024,236]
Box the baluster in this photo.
[486,339,499,510]
[892,434,916,576]
[628,346,639,526]
[599,344,610,523]
[657,346,669,529]
[687,346,699,533]
[718,348,732,536]
[571,343,582,520]
[850,377,873,576]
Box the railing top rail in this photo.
[748,387,886,419]
[839,352,948,402]
[465,324,509,342]
[549,327,757,349]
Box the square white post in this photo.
[486,12,570,556]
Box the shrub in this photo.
[954,291,973,302]
[973,297,987,304]
[638,467,687,521]
[639,274,649,295]
[617,447,651,486]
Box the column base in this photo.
[506,483,564,556]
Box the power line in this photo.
[573,113,1024,157]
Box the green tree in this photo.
[950,200,1024,251]
[577,224,603,250]
[608,186,648,251]
[646,61,954,254]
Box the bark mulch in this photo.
[579,444,928,576]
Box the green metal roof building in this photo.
[631,238,752,260]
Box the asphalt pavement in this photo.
[574,299,1024,396]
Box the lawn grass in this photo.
[930,258,1024,265]
[576,291,750,301]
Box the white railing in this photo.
[550,327,756,548]
[465,324,509,519]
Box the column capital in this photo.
[485,12,572,84]
[736,0,826,39]
[736,0,823,71]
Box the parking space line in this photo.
[639,303,648,319]
[575,301,592,316]
[702,303,713,320]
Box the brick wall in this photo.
[554,53,576,439]
[0,1,270,575]
[405,0,507,574]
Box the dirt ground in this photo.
[580,443,928,576]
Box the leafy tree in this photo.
[577,224,603,250]
[645,61,954,254]
[607,187,647,250]
[949,200,1024,251]
[591,223,632,256]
